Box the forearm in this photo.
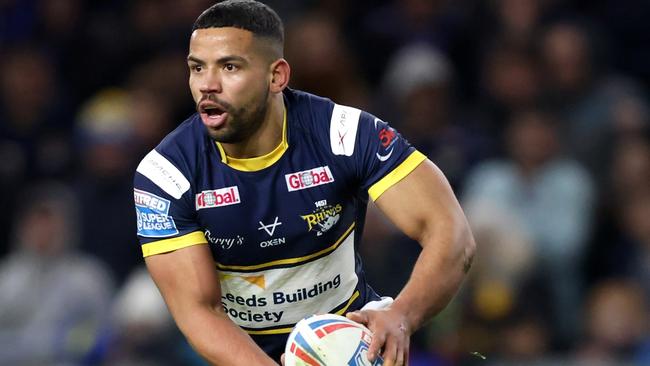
[392,218,475,331]
[176,305,278,366]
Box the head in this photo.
[506,107,559,171]
[188,0,290,143]
[12,182,80,257]
[585,279,648,352]
[541,22,593,94]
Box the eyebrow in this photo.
[186,55,247,64]
[187,55,204,64]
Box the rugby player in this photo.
[133,1,476,365]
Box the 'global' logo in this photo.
[196,186,241,210]
[285,166,334,192]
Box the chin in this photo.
[208,130,240,144]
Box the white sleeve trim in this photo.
[136,149,190,199]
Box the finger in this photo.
[381,336,398,366]
[395,338,405,366]
[280,353,285,366]
[404,340,410,366]
[346,310,368,325]
[367,330,386,363]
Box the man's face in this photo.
[188,27,271,143]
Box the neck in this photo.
[220,93,285,159]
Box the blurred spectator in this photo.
[98,267,193,366]
[616,190,650,297]
[357,0,465,84]
[478,41,542,138]
[0,181,114,365]
[463,199,535,319]
[493,312,550,364]
[539,21,649,181]
[379,43,491,189]
[73,88,141,284]
[488,0,546,47]
[129,87,176,156]
[463,107,595,347]
[585,132,650,287]
[285,13,369,108]
[126,51,194,124]
[576,279,650,364]
[0,44,74,255]
[0,44,74,179]
[609,134,650,201]
[34,0,85,91]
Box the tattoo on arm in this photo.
[463,253,474,274]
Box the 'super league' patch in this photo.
[134,189,178,237]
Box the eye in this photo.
[190,64,202,72]
[224,63,238,72]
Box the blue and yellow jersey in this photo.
[133,88,426,357]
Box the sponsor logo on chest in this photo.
[205,229,245,250]
[301,200,343,236]
[258,217,286,248]
[196,186,241,210]
[285,166,334,192]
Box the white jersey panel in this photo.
[329,104,361,156]
[218,230,358,329]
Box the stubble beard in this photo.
[203,87,270,144]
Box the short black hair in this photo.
[192,0,284,46]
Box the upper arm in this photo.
[373,159,470,246]
[134,149,207,257]
[145,244,222,327]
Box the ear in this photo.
[269,58,290,93]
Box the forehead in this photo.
[189,27,257,58]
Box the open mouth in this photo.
[201,104,226,118]
[199,102,228,128]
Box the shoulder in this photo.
[135,114,204,199]
[285,88,373,156]
[284,88,336,127]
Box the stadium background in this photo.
[1,0,649,364]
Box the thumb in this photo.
[346,310,368,325]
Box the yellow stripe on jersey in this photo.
[141,231,208,257]
[244,326,294,335]
[368,150,427,201]
[333,289,360,315]
[244,290,361,335]
[216,222,355,271]
[216,108,288,171]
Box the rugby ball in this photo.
[284,313,384,366]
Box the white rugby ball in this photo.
[284,313,384,366]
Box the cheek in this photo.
[188,77,201,102]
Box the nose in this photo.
[199,68,222,94]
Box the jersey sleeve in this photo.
[133,149,207,257]
[328,104,426,201]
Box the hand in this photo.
[346,307,411,366]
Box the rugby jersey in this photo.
[133,88,426,358]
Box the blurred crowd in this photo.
[1,0,649,365]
